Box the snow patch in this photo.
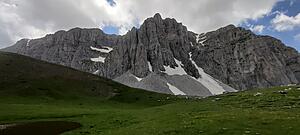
[148,62,153,72]
[91,56,106,63]
[90,46,113,53]
[167,83,186,95]
[190,42,194,47]
[196,33,207,46]
[189,52,225,95]
[199,39,207,46]
[133,75,143,82]
[196,34,200,43]
[93,70,100,75]
[164,59,186,75]
[90,46,112,63]
[26,39,31,47]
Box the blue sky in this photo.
[102,26,119,35]
[106,0,116,6]
[240,0,300,51]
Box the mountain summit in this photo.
[3,13,300,96]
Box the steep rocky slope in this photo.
[194,25,300,90]
[3,13,300,96]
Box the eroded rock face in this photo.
[4,28,118,75]
[104,13,198,79]
[3,13,300,95]
[192,25,300,90]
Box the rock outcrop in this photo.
[193,25,300,90]
[3,13,300,96]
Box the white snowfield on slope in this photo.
[162,56,226,95]
[90,46,113,53]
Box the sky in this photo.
[0,0,299,51]
[240,0,300,51]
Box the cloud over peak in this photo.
[249,25,265,33]
[0,0,279,48]
[271,12,300,31]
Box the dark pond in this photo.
[0,121,81,135]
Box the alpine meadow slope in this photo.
[0,51,178,107]
[1,52,300,135]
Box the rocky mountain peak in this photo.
[219,24,236,31]
[203,24,255,47]
[3,14,299,96]
[104,13,198,79]
[194,25,300,90]
[153,13,163,20]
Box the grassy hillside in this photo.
[1,52,300,135]
[0,52,178,107]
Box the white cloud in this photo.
[0,0,279,48]
[271,12,300,31]
[0,0,136,47]
[120,0,278,32]
[249,25,265,33]
[294,33,300,42]
[0,1,51,45]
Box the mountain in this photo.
[196,24,300,90]
[3,13,300,96]
[0,51,176,106]
[1,51,300,135]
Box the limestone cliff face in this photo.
[4,28,118,74]
[192,25,300,90]
[104,13,198,79]
[3,13,300,95]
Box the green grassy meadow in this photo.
[1,52,300,135]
